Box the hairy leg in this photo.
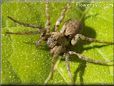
[35,37,44,47]
[6,31,39,35]
[71,34,114,46]
[54,2,71,31]
[64,53,73,84]
[68,51,113,66]
[35,0,51,47]
[44,56,58,84]
[8,16,41,28]
[45,0,51,33]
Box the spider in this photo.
[6,0,113,84]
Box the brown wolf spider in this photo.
[6,1,113,84]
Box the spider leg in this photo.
[64,53,73,84]
[68,51,113,66]
[71,34,114,46]
[45,0,50,33]
[6,31,39,35]
[54,2,71,31]
[44,56,59,84]
[8,16,41,28]
[35,37,44,47]
[6,30,44,46]
[36,0,51,47]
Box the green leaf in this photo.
[2,2,113,84]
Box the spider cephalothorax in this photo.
[6,1,113,84]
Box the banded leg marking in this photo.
[54,3,71,31]
[45,0,51,33]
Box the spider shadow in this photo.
[67,2,112,84]
[72,59,87,85]
[68,25,112,84]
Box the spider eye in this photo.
[68,35,71,37]
[67,34,72,38]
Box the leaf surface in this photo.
[2,2,113,84]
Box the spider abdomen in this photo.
[60,20,82,38]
